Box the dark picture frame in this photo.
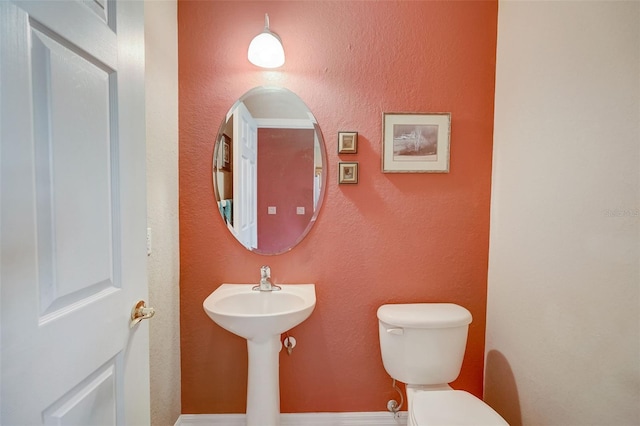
[338,131,358,154]
[338,162,358,184]
[220,134,231,172]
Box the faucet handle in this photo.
[260,265,270,277]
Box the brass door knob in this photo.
[130,300,155,328]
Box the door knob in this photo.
[130,300,155,328]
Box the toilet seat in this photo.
[410,390,508,426]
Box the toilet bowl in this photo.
[377,303,508,426]
[410,390,507,425]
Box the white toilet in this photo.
[377,303,509,426]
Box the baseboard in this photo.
[175,411,408,426]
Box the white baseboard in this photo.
[175,411,408,426]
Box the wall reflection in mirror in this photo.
[213,87,327,255]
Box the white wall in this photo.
[145,1,181,425]
[486,2,639,425]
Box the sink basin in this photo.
[203,284,316,340]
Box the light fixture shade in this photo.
[248,14,285,69]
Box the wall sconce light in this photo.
[248,14,285,69]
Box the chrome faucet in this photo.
[252,266,281,291]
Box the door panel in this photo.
[1,0,149,424]
[233,102,258,249]
[31,19,118,318]
[42,359,118,425]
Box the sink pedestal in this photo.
[246,335,281,426]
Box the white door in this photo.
[0,0,150,424]
[233,102,258,249]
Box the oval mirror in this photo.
[213,87,327,255]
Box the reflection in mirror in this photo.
[213,87,327,255]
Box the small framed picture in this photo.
[220,134,231,171]
[338,162,358,184]
[382,113,451,173]
[338,131,358,154]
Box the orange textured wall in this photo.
[179,0,498,414]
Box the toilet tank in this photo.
[377,303,472,385]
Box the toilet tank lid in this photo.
[377,303,472,328]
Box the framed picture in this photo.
[338,131,358,154]
[338,162,358,184]
[220,134,231,172]
[382,113,451,173]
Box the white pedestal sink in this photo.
[203,283,316,426]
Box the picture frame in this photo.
[382,113,451,173]
[338,162,358,184]
[220,134,231,172]
[338,131,358,154]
